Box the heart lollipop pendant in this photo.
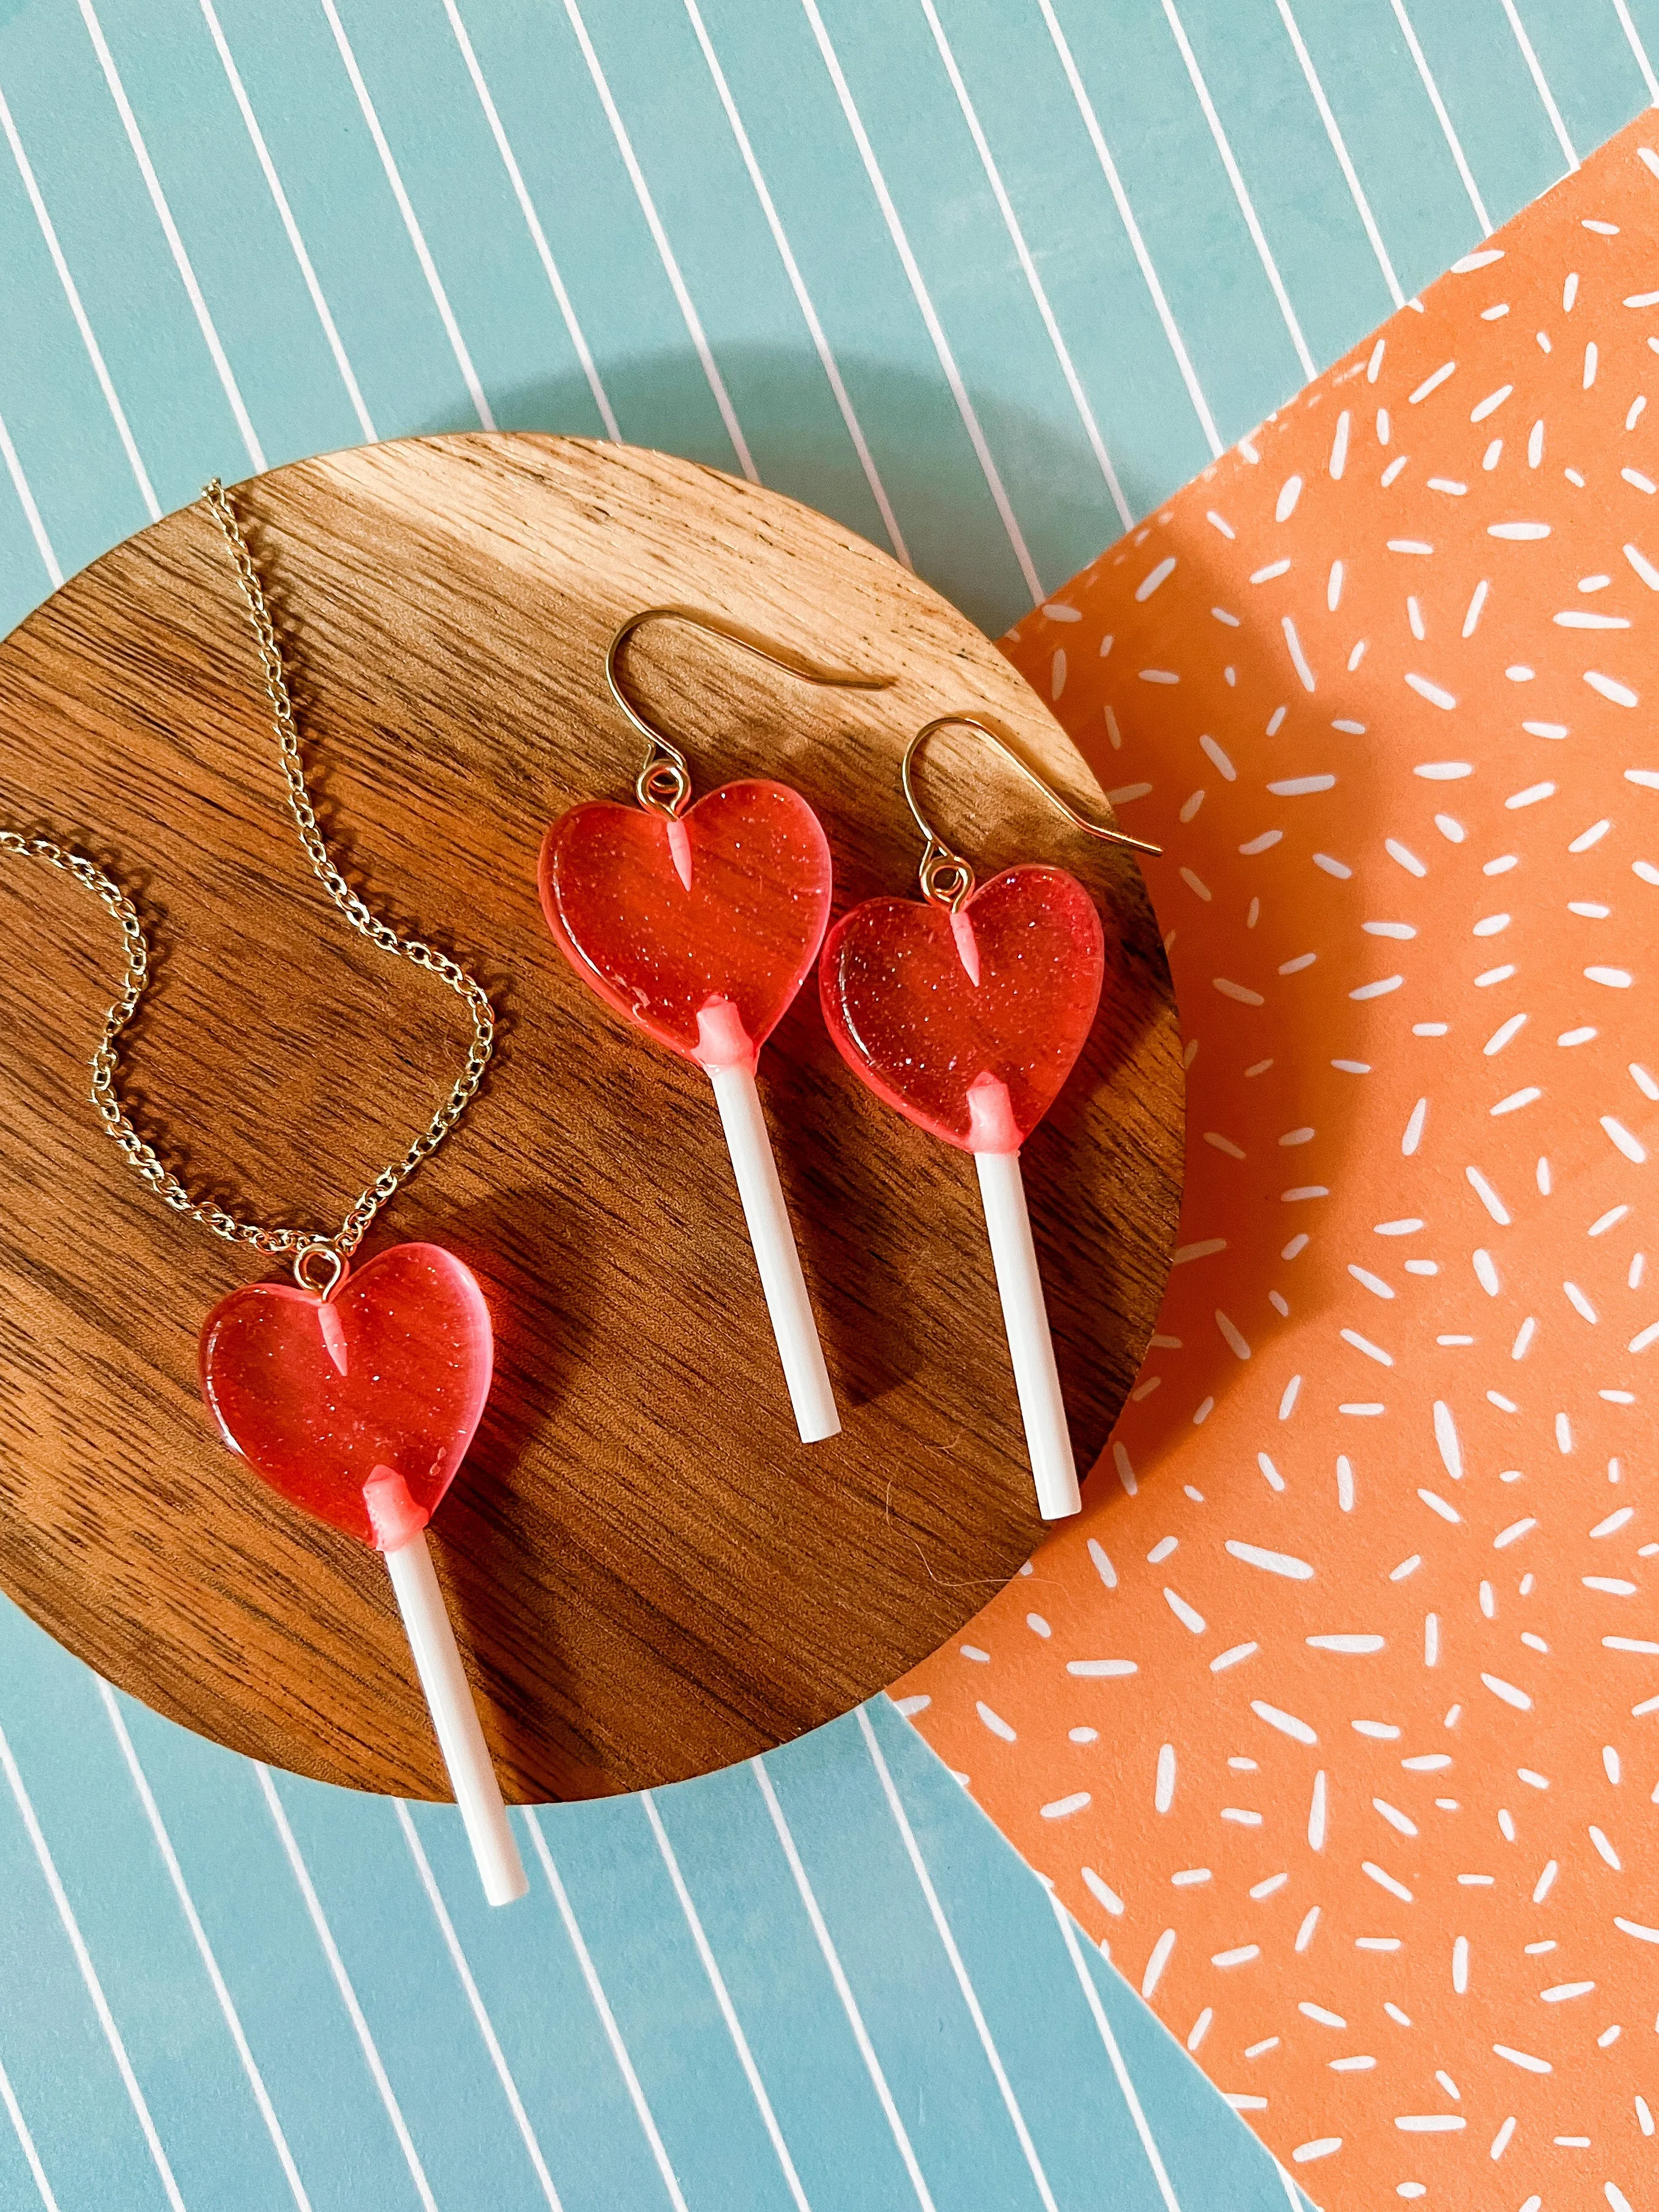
[200,1241,523,1905]
[539,779,833,1069]
[820,865,1106,1153]
[199,1242,493,1550]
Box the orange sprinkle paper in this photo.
[903,115,1659,2210]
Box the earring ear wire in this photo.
[606,605,892,818]
[900,712,1162,911]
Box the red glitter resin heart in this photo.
[820,865,1105,1153]
[539,780,833,1070]
[199,1243,493,1551]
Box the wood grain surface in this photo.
[0,434,1182,1801]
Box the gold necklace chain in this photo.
[0,482,495,1277]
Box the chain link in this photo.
[0,483,495,1269]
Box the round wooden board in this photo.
[0,434,1182,1802]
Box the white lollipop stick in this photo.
[968,1070,1081,1520]
[696,995,837,1441]
[705,1055,841,1444]
[368,1473,528,1907]
[975,1152,1081,1519]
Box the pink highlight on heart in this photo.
[693,995,756,1073]
[966,1072,1021,1152]
[538,779,833,1067]
[199,1242,493,1550]
[950,907,983,987]
[317,1300,349,1376]
[820,865,1105,1153]
[363,1465,431,1551]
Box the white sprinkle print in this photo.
[1081,1867,1123,1917]
[1142,1930,1176,1999]
[1282,616,1316,691]
[1308,1772,1327,1850]
[1040,1792,1091,1820]
[1583,668,1641,706]
[950,192,1659,2192]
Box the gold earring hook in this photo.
[605,604,892,818]
[900,713,1163,912]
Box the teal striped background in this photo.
[0,1,1652,2204]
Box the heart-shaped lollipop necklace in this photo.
[0,481,525,1907]
[539,605,889,1446]
[820,714,1161,1521]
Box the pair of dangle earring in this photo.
[538,607,888,1444]
[821,716,1161,1521]
[541,628,1162,1521]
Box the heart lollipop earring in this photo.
[538,607,889,1445]
[819,715,1161,1521]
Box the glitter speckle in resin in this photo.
[820,865,1105,1152]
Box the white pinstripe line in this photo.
[680,0,909,559]
[1051,1896,1182,2212]
[196,0,377,443]
[0,412,62,589]
[0,1715,185,2210]
[1498,0,1578,170]
[0,2054,60,2211]
[76,0,266,471]
[441,0,620,442]
[857,1707,1060,2212]
[915,0,1131,530]
[1034,0,1224,458]
[641,1791,813,2212]
[521,1807,690,2212]
[1388,0,1493,235]
[562,0,755,482]
[1274,2161,1303,2208]
[256,1766,437,2212]
[797,0,1043,600]
[0,78,159,517]
[1159,0,1317,378]
[317,0,496,431]
[99,1687,311,2212]
[1273,0,1406,307]
[752,1755,939,2212]
[394,1802,562,2210]
[1613,0,1659,102]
